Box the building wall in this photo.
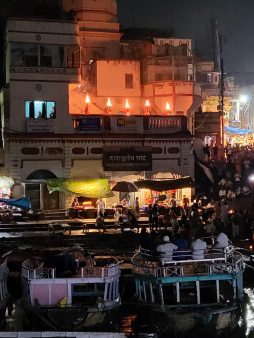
[62,0,118,24]
[8,81,73,134]
[96,60,141,97]
[8,137,194,208]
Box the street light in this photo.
[239,94,249,103]
[249,174,254,199]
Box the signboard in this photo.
[27,119,55,133]
[76,117,101,131]
[103,148,152,171]
[110,116,143,133]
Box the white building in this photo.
[0,2,195,210]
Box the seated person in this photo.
[156,235,178,265]
[191,233,207,260]
[173,233,190,260]
[213,228,229,250]
[96,215,106,232]
[71,197,80,208]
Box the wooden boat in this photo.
[131,244,245,336]
[20,246,121,331]
[0,254,9,328]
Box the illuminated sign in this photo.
[103,148,152,171]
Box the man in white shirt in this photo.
[191,234,207,260]
[214,231,229,249]
[96,198,105,217]
[156,236,178,265]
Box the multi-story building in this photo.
[1,1,199,210]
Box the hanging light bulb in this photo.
[106,98,112,108]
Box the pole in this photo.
[220,56,225,150]
[219,34,225,157]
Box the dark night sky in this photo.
[117,0,254,84]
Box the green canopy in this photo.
[46,178,113,198]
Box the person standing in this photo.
[96,198,105,217]
[134,197,140,219]
[213,143,218,162]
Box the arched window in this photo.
[27,170,57,180]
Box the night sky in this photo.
[118,0,254,84]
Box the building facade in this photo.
[1,1,198,209]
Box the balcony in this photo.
[72,115,188,135]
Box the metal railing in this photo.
[21,258,120,280]
[132,246,244,278]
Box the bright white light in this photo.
[106,98,112,107]
[249,174,254,182]
[165,102,171,110]
[239,94,249,103]
[145,99,150,107]
[85,94,91,104]
[125,99,130,109]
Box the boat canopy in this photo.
[46,178,114,198]
[135,176,194,192]
[0,197,31,210]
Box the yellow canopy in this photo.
[46,178,113,198]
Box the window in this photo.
[72,148,86,155]
[67,46,80,68]
[11,43,79,68]
[168,147,180,154]
[21,147,40,155]
[125,74,134,89]
[25,101,56,119]
[90,148,103,154]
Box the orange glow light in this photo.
[145,99,150,107]
[164,102,171,115]
[125,99,130,109]
[106,98,112,107]
[85,94,91,104]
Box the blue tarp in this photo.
[0,198,31,210]
[225,126,254,135]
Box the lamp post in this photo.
[125,99,130,116]
[85,94,90,114]
[105,98,112,114]
[144,99,151,115]
[164,102,171,115]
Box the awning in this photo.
[225,126,254,135]
[0,198,31,210]
[46,178,113,198]
[134,176,194,192]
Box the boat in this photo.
[131,243,245,337]
[0,253,9,328]
[20,246,121,331]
